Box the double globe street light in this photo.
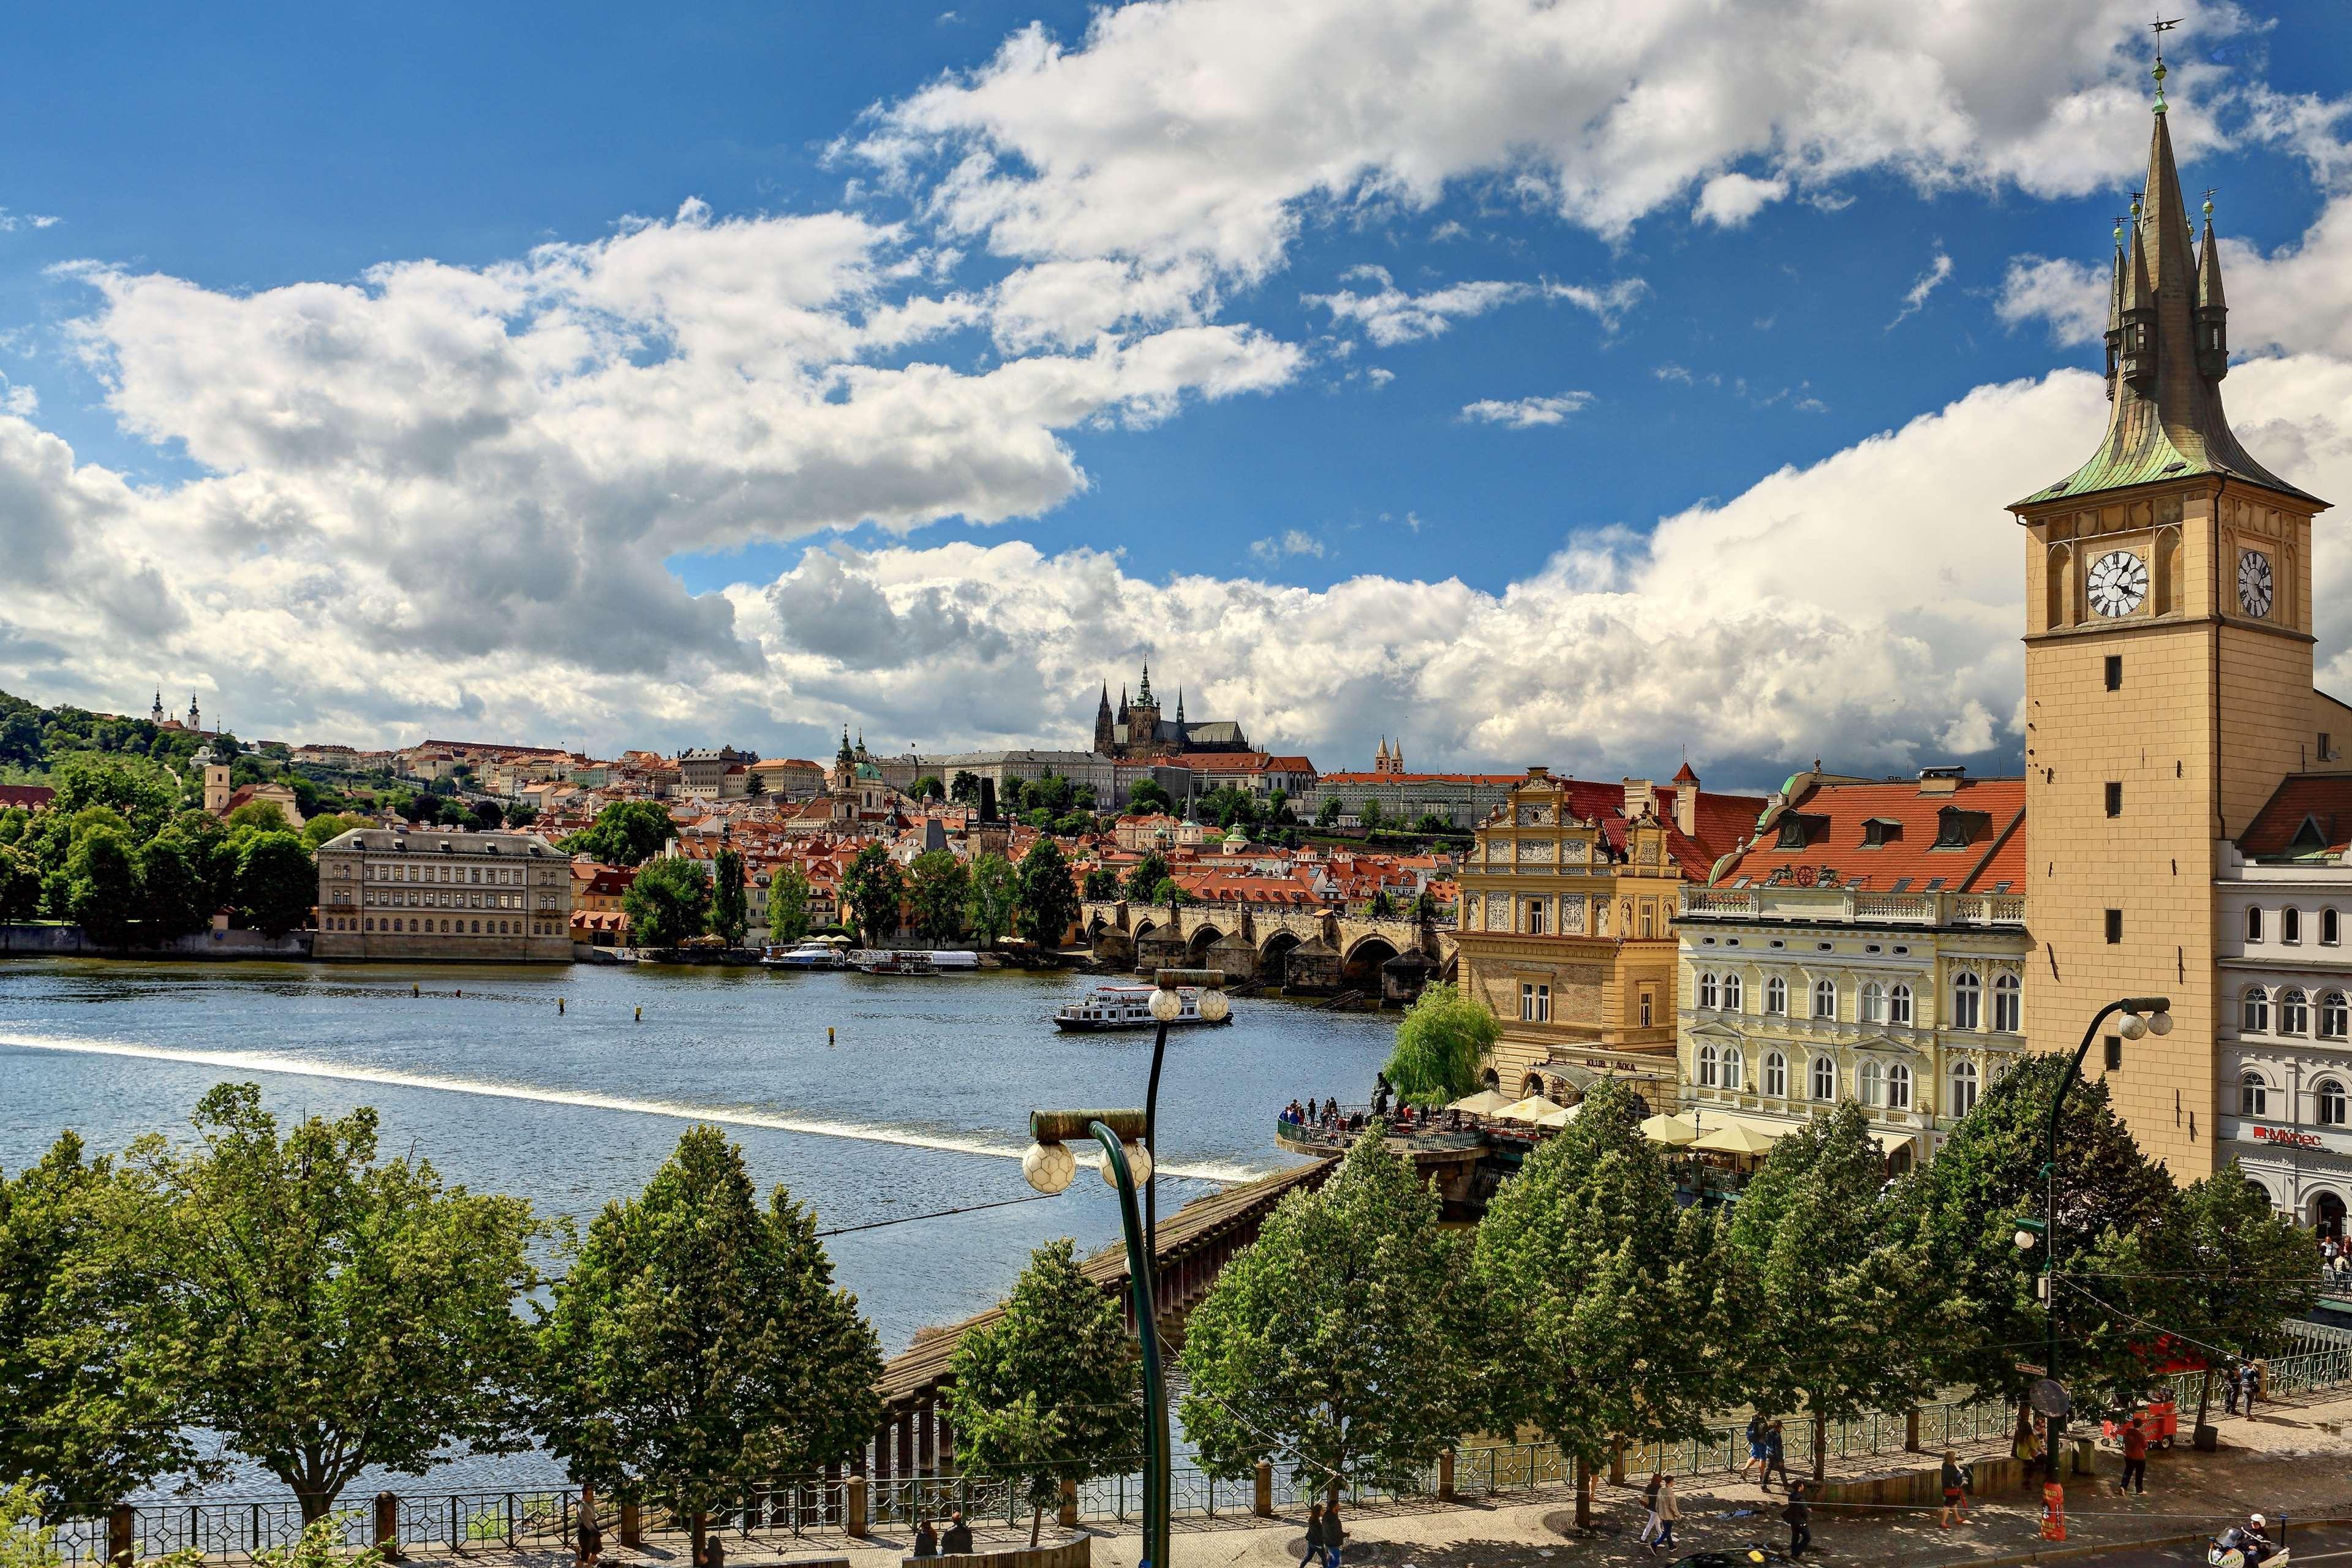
[1019,970,1229,1568]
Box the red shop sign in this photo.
[2252,1125,2324,1148]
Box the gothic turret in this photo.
[2021,55,2314,505]
[1136,664,1155,706]
[1093,683,1116,755]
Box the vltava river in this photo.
[0,958,1394,1491]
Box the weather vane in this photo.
[2150,17,2181,108]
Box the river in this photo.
[0,958,1392,1493]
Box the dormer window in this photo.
[1776,818,1807,850]
[1861,817,1901,848]
[2293,815,2330,853]
[1934,807,1988,849]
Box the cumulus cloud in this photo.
[1305,268,1531,345]
[1693,173,1790,228]
[1996,254,2109,344]
[1459,391,1594,428]
[1248,529,1325,562]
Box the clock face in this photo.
[2239,549,2275,617]
[2086,549,2149,617]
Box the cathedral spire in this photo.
[1136,663,1154,706]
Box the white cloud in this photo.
[1305,271,1530,345]
[1996,254,2108,344]
[1459,391,1594,428]
[1248,529,1325,562]
[0,210,60,232]
[1888,246,1954,328]
[1693,172,1789,228]
[1541,277,1649,331]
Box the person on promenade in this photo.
[1322,1501,1345,1567]
[1939,1450,1970,1527]
[701,1528,726,1568]
[575,1490,602,1568]
[942,1512,974,1555]
[2225,1360,2242,1415]
[1762,1419,1791,1493]
[1302,1503,1325,1566]
[1743,1413,1768,1481]
[1638,1474,1664,1552]
[1783,1482,1812,1559]
[2240,1360,2262,1416]
[2118,1414,2149,1494]
[1654,1474,1681,1553]
[913,1517,940,1558]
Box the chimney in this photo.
[1918,764,1966,796]
[1623,778,1656,820]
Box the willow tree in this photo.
[1381,983,1499,1106]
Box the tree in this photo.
[1727,1102,1956,1479]
[1381,983,1498,1106]
[949,771,981,805]
[767,866,812,945]
[1126,778,1172,815]
[469,799,507,831]
[1123,851,1170,904]
[623,858,712,949]
[1149,878,1192,918]
[538,1127,883,1564]
[1412,813,1448,836]
[1898,1054,2176,1420]
[907,850,970,944]
[965,853,1016,948]
[1082,866,1120,901]
[562,800,674,867]
[233,832,315,935]
[1314,797,1343,829]
[0,846,39,924]
[298,812,373,853]
[1367,888,1395,918]
[0,1133,186,1518]
[1469,1077,1732,1526]
[0,712,40,769]
[1268,788,1293,824]
[839,845,905,947]
[48,755,175,839]
[1358,799,1384,831]
[742,769,766,801]
[710,848,750,947]
[1183,1128,1476,1504]
[1014,839,1081,949]
[121,1084,538,1521]
[946,1240,1137,1546]
[65,828,140,947]
[136,833,210,937]
[225,800,291,835]
[911,775,944,801]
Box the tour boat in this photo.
[850,949,940,975]
[763,942,845,969]
[1052,983,1229,1031]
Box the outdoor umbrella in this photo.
[1638,1111,1703,1145]
[1532,1102,1581,1129]
[1447,1088,1516,1117]
[1494,1095,1564,1123]
[1692,1117,1782,1156]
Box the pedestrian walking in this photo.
[1638,1474,1664,1553]
[1654,1474,1681,1552]
[1939,1450,1971,1527]
[1783,1482,1812,1559]
[1744,1412,1768,1480]
[942,1513,974,1555]
[2117,1414,2149,1494]
[575,1490,602,1568]
[1301,1504,1325,1567]
[913,1518,940,1559]
[1322,1501,1345,1568]
[702,1529,726,1568]
[2239,1359,2261,1415]
[2224,1362,2242,1416]
[1762,1419,1792,1493]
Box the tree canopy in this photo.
[1381,983,1499,1106]
[907,850,970,944]
[1014,839,1081,948]
[709,848,750,947]
[767,865,813,946]
[839,844,905,947]
[1122,851,1169,903]
[622,858,712,949]
[964,853,1016,948]
[562,800,675,867]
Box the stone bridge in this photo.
[1082,899,1457,998]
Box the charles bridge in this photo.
[1080,899,1457,1000]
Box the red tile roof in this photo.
[0,784,55,811]
[1713,776,2026,892]
[2239,774,2352,858]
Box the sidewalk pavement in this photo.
[496,1389,2352,1568]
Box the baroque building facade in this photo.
[2013,70,2341,1180]
[1675,768,2030,1170]
[1455,766,1763,1101]
[314,825,575,962]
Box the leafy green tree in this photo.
[538,1127,883,1564]
[1123,851,1169,903]
[1728,1102,1956,1479]
[136,833,210,937]
[622,858,712,949]
[964,853,1016,948]
[949,771,981,805]
[0,846,40,924]
[1358,799,1384,831]
[1897,1054,2175,1420]
[946,1240,1137,1546]
[1412,813,1448,836]
[298,812,373,853]
[65,828,141,947]
[907,850,970,944]
[767,866,813,945]
[469,799,507,831]
[1014,839,1081,949]
[0,1133,186,1518]
[233,831,315,936]
[1367,888,1395,918]
[1381,982,1498,1106]
[1082,866,1120,900]
[1126,778,1172,815]
[47,755,175,839]
[1470,1077,1732,1526]
[0,712,40,769]
[1149,878,1192,917]
[225,800,291,834]
[1183,1128,1476,1505]
[0,1481,65,1568]
[121,1084,539,1521]
[839,844,905,947]
[562,800,674,867]
[912,775,944,801]
[1314,797,1343,828]
[709,848,750,946]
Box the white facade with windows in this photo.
[2217,843,2352,1237]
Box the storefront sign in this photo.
[2252,1125,2324,1149]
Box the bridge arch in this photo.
[1186,922,1226,960]
[1259,929,1303,987]
[1340,932,1401,992]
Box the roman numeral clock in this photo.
[2086,548,2149,617]
[2237,548,2274,617]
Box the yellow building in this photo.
[1455,766,1763,1101]
[2012,70,2339,1177]
[315,826,575,962]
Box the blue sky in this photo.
[2,1,2350,784]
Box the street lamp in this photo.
[2034,994,2171,1487]
[1019,968,1227,1568]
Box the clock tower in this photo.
[2012,57,2332,1177]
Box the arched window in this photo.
[1698,1043,1720,1088]
[1723,1047,1746,1092]
[1950,1060,1980,1117]
[2326,907,2341,947]
[1951,971,1982,1030]
[1813,979,1837,1020]
[2320,1079,2349,1128]
[1765,976,1787,1016]
[1888,984,1914,1027]
[1992,974,2021,1033]
[1860,982,1885,1023]
[2243,988,2272,1034]
[2240,1072,2269,1117]
[2285,907,2304,944]
[1722,973,1744,1012]
[1887,1062,1913,1111]
[1860,1060,1887,1107]
[2248,906,2266,942]
[1811,1056,1838,1101]
[1764,1051,1789,1098]
[1698,971,1719,1009]
[2282,989,2311,1036]
[2324,992,2350,1041]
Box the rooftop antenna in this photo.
[2150,17,2180,110]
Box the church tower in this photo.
[1128,665,1162,757]
[187,694,202,733]
[151,691,165,726]
[1094,683,1117,756]
[2012,51,2332,1177]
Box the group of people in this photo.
[1738,1414,1796,1491]
[2321,1232,2350,1284]
[909,1512,976,1558]
[1298,1501,1345,1567]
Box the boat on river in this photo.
[763,942,845,969]
[1052,982,1230,1031]
[850,949,979,974]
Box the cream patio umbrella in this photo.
[1447,1088,1516,1117]
[1691,1117,1784,1156]
[1532,1101,1581,1129]
[1638,1111,1703,1146]
[1494,1095,1566,1123]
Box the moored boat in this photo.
[763,942,845,968]
[1052,982,1230,1031]
[850,949,939,975]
